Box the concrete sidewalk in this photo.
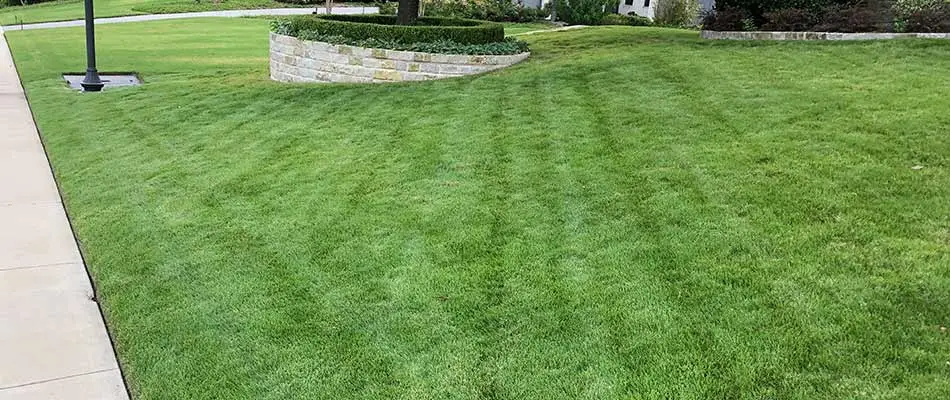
[0,27,129,399]
[1,6,379,31]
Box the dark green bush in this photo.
[555,0,615,25]
[706,1,899,31]
[761,7,817,29]
[812,2,893,32]
[400,0,549,22]
[273,14,505,44]
[600,13,654,25]
[654,0,701,27]
[715,0,852,24]
[905,2,950,31]
[625,12,654,25]
[378,1,399,14]
[702,7,748,30]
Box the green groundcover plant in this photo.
[293,30,531,54]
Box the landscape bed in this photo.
[6,19,950,399]
[701,30,950,40]
[269,14,530,83]
[704,0,950,35]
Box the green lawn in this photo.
[0,0,306,25]
[7,19,950,399]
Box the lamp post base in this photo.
[80,69,104,92]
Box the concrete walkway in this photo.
[1,6,379,31]
[509,24,590,36]
[0,27,129,399]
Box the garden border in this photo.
[701,31,950,40]
[269,33,530,84]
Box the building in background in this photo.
[519,0,550,10]
[618,0,715,19]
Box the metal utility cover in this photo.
[62,73,141,90]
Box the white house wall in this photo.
[619,0,655,18]
[618,0,714,20]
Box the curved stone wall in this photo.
[701,30,950,40]
[269,33,530,83]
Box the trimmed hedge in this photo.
[273,14,505,45]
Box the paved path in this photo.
[0,26,129,399]
[509,24,590,36]
[1,6,378,31]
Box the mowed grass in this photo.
[0,0,304,25]
[7,19,950,399]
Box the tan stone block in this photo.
[399,71,438,81]
[439,64,463,74]
[349,56,363,66]
[419,63,440,73]
[412,52,432,62]
[408,63,420,72]
[386,50,415,61]
[372,69,402,81]
[362,58,383,69]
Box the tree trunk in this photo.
[396,0,420,25]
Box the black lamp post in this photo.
[80,0,104,92]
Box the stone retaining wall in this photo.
[701,30,950,40]
[269,33,530,83]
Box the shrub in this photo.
[654,0,701,27]
[625,11,655,24]
[905,2,950,31]
[813,2,893,32]
[715,0,852,24]
[4,0,57,6]
[273,14,505,44]
[600,12,653,25]
[893,0,949,19]
[702,7,748,30]
[706,2,900,32]
[378,1,399,14]
[761,7,816,30]
[452,0,550,22]
[554,0,615,25]
[380,0,549,22]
